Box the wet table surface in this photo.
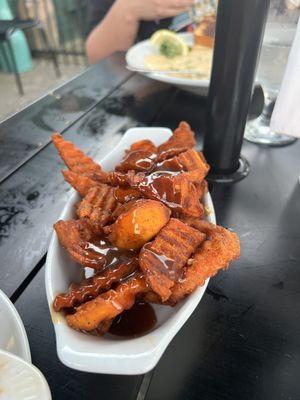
[0,53,299,400]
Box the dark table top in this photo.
[1,53,299,400]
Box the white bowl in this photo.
[45,127,216,375]
[0,289,31,362]
[0,349,51,400]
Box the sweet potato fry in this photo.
[62,170,98,197]
[54,219,106,270]
[105,199,171,250]
[104,171,145,187]
[113,187,141,203]
[52,133,107,179]
[53,258,138,311]
[77,185,118,234]
[194,180,208,201]
[66,273,149,331]
[178,149,210,183]
[172,175,204,217]
[51,122,241,338]
[155,156,184,172]
[116,151,156,173]
[143,291,162,304]
[169,221,240,304]
[137,172,204,218]
[157,122,196,161]
[116,140,157,173]
[129,139,157,153]
[156,149,209,184]
[139,218,206,301]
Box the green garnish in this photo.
[160,39,182,58]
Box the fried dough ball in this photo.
[105,199,171,250]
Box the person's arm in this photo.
[86,0,194,64]
[86,0,139,64]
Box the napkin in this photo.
[270,17,300,138]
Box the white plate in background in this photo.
[126,33,210,96]
[45,127,216,375]
[0,349,51,400]
[0,289,31,362]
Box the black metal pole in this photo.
[204,0,270,180]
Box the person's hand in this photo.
[125,0,195,21]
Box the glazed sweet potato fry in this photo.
[77,185,118,234]
[169,221,240,304]
[105,199,171,250]
[157,122,196,161]
[105,170,145,187]
[156,149,209,184]
[113,187,141,203]
[130,139,157,153]
[116,140,157,173]
[137,172,204,218]
[66,273,149,331]
[172,175,204,217]
[53,258,138,311]
[51,122,240,338]
[194,180,208,202]
[62,170,98,197]
[54,219,106,270]
[115,151,156,173]
[139,218,206,301]
[178,149,210,183]
[52,133,107,179]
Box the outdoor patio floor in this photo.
[0,58,85,122]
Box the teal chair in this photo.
[0,18,60,95]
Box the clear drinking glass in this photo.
[190,0,218,24]
[244,1,299,146]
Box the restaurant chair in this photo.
[0,18,61,95]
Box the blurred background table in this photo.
[0,53,299,400]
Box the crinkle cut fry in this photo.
[178,149,210,183]
[136,172,204,218]
[105,170,145,187]
[155,149,209,186]
[173,175,204,218]
[54,219,106,270]
[66,273,149,331]
[139,218,206,301]
[62,170,99,197]
[169,221,240,304]
[157,121,197,161]
[129,139,157,153]
[52,133,106,179]
[113,187,141,203]
[76,185,119,234]
[116,140,157,173]
[53,258,138,311]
